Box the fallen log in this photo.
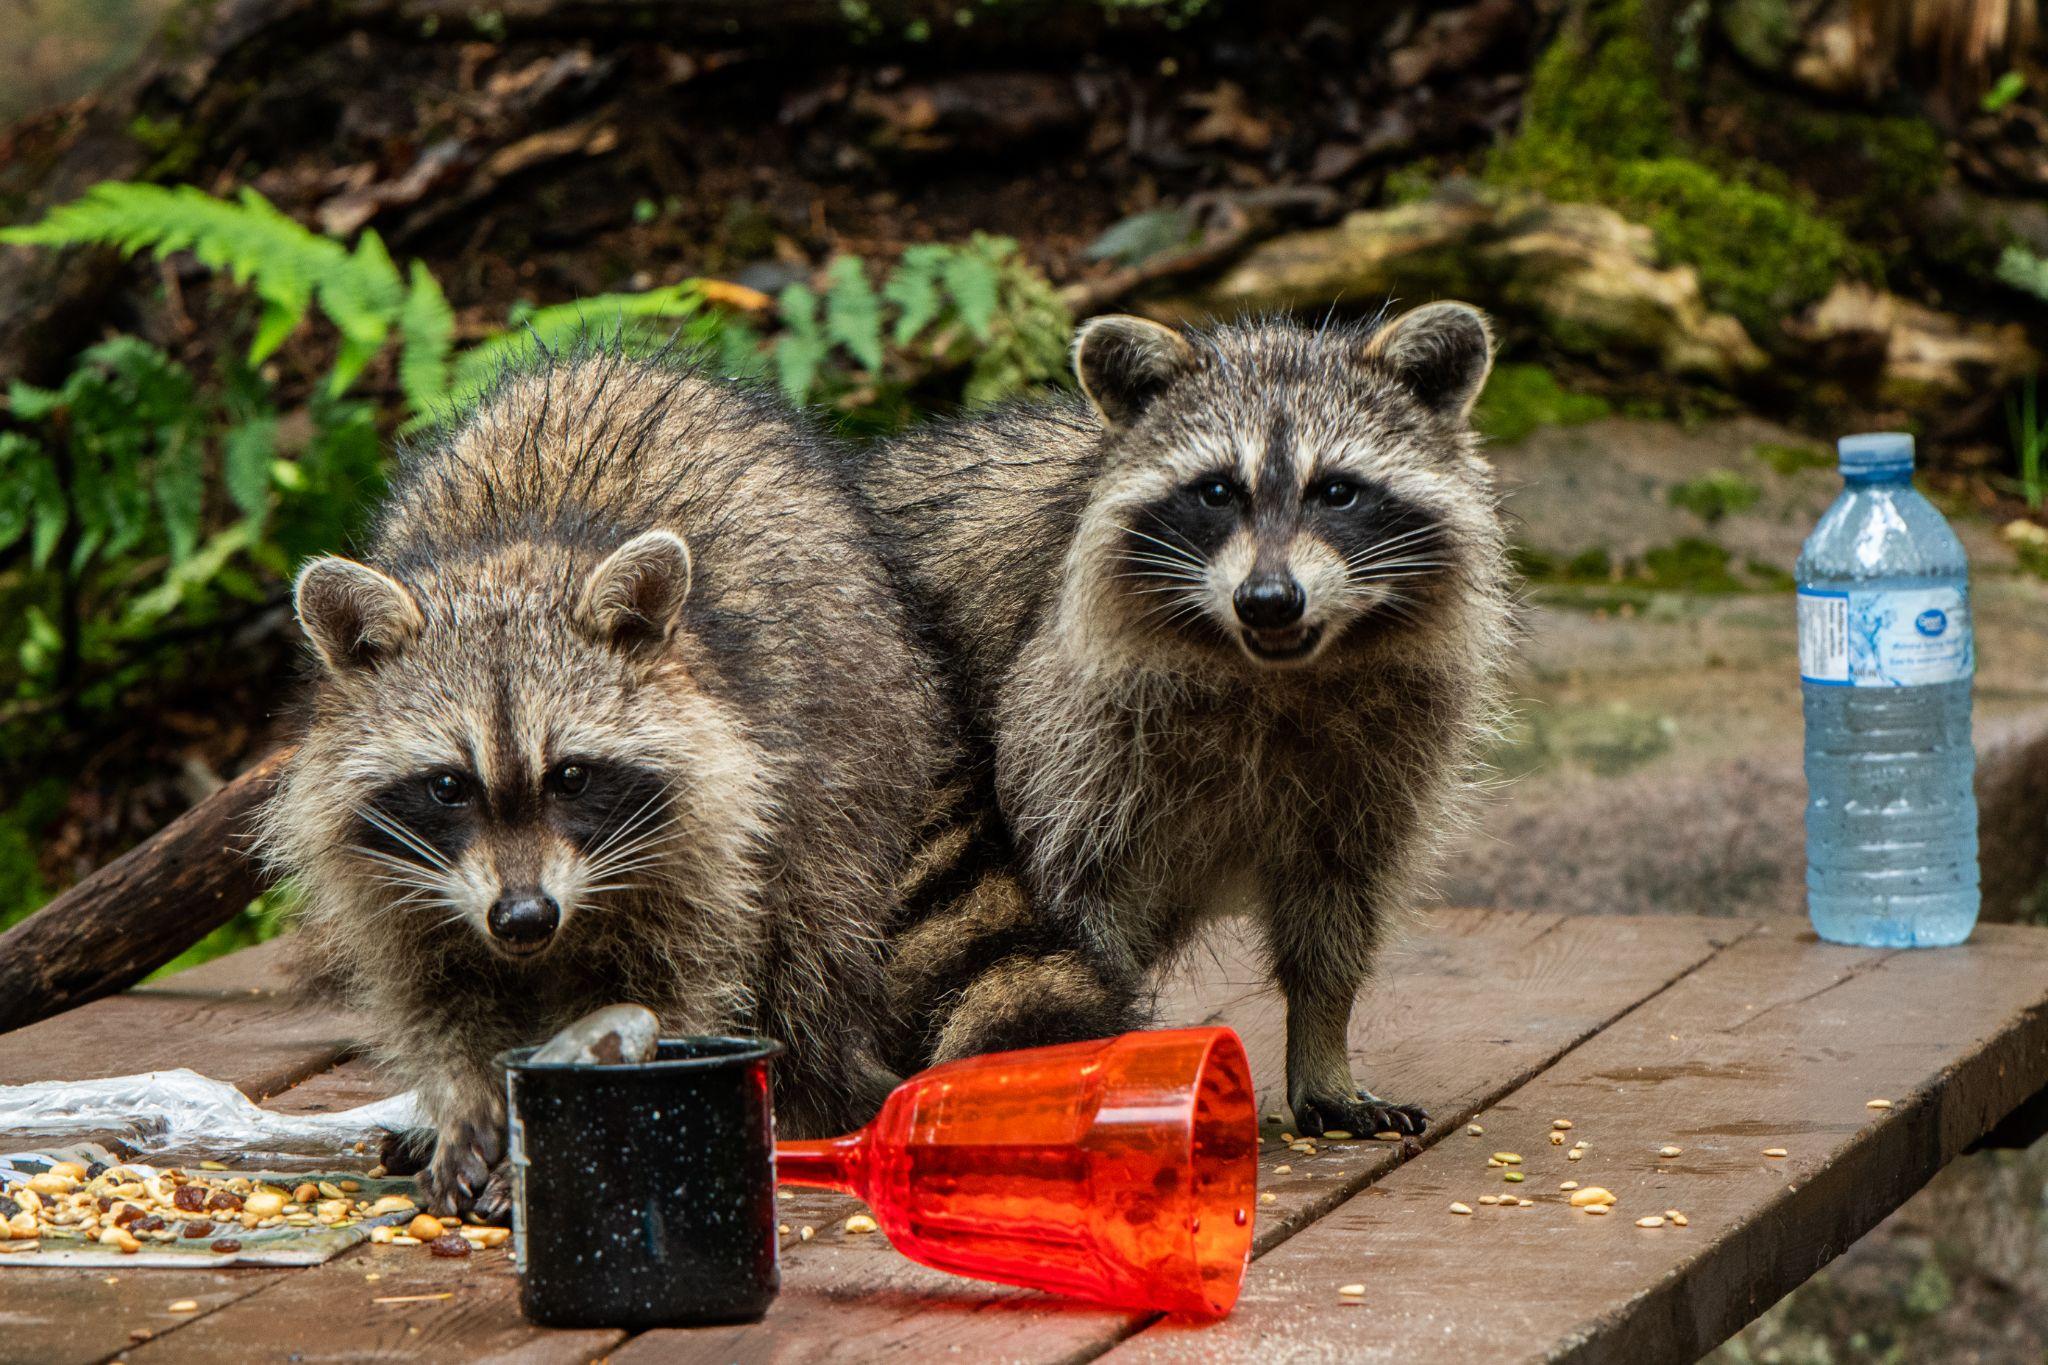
[0,747,290,1034]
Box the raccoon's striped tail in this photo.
[882,789,1144,1073]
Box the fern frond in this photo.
[395,263,456,426]
[822,257,885,372]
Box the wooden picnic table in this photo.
[4,907,2046,1364]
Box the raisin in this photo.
[181,1219,217,1238]
[209,1239,241,1254]
[112,1204,144,1226]
[0,1197,17,1218]
[85,1162,106,1179]
[131,1214,166,1233]
[207,1191,243,1212]
[427,1232,472,1258]
[97,1196,115,1213]
[173,1185,209,1213]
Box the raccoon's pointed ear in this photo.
[295,558,423,673]
[1361,302,1495,423]
[580,530,693,652]
[1073,315,1197,428]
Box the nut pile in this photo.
[0,1162,505,1256]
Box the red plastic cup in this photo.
[776,1027,1258,1317]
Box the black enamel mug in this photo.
[500,1035,783,1328]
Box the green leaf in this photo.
[941,242,1006,341]
[1082,207,1196,267]
[224,415,280,521]
[774,284,825,404]
[883,246,947,346]
[822,256,885,371]
[396,262,456,424]
[155,445,206,563]
[0,432,39,550]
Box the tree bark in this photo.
[0,747,289,1034]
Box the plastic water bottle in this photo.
[1797,432,1977,947]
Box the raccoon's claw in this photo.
[472,1161,514,1226]
[1294,1091,1429,1139]
[419,1119,504,1217]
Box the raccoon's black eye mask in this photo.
[355,759,671,870]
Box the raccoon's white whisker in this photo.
[582,825,683,881]
[584,783,677,863]
[354,805,454,872]
[1122,526,1204,566]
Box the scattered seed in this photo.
[1552,1119,1573,1131]
[1517,1199,1534,1208]
[242,1191,285,1219]
[1448,1202,1473,1215]
[1763,1148,1789,1158]
[339,1180,361,1193]
[365,1273,381,1282]
[1550,1133,1565,1145]
[318,1182,346,1201]
[779,1224,792,1235]
[198,1161,226,1171]
[209,1239,241,1254]
[1568,1187,1617,1208]
[1635,1216,1665,1228]
[1584,1204,1611,1216]
[1568,1150,1585,1161]
[368,1165,388,1179]
[390,1235,421,1246]
[1275,1165,1292,1175]
[406,1214,444,1242]
[1573,1140,1589,1149]
[367,1195,416,1216]
[1560,1181,1579,1191]
[1373,1131,1402,1141]
[371,1293,453,1304]
[1866,1099,1893,1110]
[1466,1124,1484,1136]
[1266,1112,1283,1123]
[1486,1158,1503,1168]
[1671,1213,1689,1227]
[800,1226,815,1241]
[292,1183,319,1205]
[1322,1130,1353,1140]
[778,1190,795,1201]
[168,1300,199,1312]
[1658,1146,1682,1158]
[1664,1209,1682,1220]
[129,1329,154,1342]
[1259,1193,1277,1205]
[1281,1134,1296,1144]
[1504,1172,1525,1183]
[1338,1283,1365,1297]
[1493,1153,1522,1165]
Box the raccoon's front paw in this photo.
[418,1117,504,1217]
[1294,1090,1429,1138]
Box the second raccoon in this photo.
[862,305,1514,1137]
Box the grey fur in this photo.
[857,307,1515,1135]
[260,347,953,1213]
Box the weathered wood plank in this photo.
[0,749,289,1035]
[120,1244,621,1365]
[0,938,360,1103]
[609,910,1751,1364]
[0,1265,293,1365]
[1100,923,2048,1365]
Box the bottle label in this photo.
[1798,586,1972,686]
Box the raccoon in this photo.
[259,348,953,1215]
[859,305,1514,1136]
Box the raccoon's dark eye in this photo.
[426,772,470,807]
[547,763,591,799]
[1194,479,1235,509]
[1315,480,1359,510]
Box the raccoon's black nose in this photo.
[1234,577,1306,629]
[487,893,560,946]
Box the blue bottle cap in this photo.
[1838,431,1914,475]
